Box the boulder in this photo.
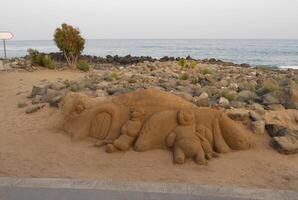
[271,133,298,154]
[31,85,49,97]
[226,109,250,123]
[237,90,257,102]
[265,124,291,137]
[249,111,262,121]
[173,92,193,102]
[250,103,265,115]
[32,95,43,104]
[251,120,265,134]
[230,100,247,108]
[193,92,209,107]
[218,97,229,107]
[50,82,66,90]
[41,89,66,107]
[267,104,285,111]
[262,93,280,105]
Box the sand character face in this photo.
[178,109,195,126]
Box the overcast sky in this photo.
[1,0,298,40]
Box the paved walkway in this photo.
[0,177,297,200]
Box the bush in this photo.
[260,82,279,94]
[178,59,198,69]
[77,60,90,72]
[179,73,189,80]
[220,89,237,101]
[190,60,198,68]
[54,23,85,69]
[178,59,186,67]
[27,49,55,69]
[201,68,213,75]
[108,72,120,81]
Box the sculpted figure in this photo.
[166,109,207,165]
[135,108,254,152]
[60,88,254,165]
[106,107,145,153]
[60,88,196,141]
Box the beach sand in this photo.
[0,69,298,191]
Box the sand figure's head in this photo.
[60,92,91,118]
[130,107,145,120]
[177,109,195,126]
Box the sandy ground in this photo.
[0,69,298,191]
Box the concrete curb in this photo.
[0,177,297,200]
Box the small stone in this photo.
[173,92,193,102]
[263,93,280,105]
[96,89,108,97]
[17,102,28,108]
[50,82,66,90]
[25,105,41,114]
[249,111,262,121]
[250,103,265,115]
[251,120,265,134]
[267,104,285,111]
[230,101,247,108]
[226,109,250,122]
[237,90,257,102]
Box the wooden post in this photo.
[3,40,7,59]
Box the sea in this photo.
[1,39,298,69]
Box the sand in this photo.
[0,69,298,191]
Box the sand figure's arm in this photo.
[195,131,218,159]
[126,122,142,137]
[166,132,176,147]
[213,118,230,153]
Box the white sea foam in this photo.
[279,66,298,70]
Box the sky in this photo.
[1,0,298,40]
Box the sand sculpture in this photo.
[60,88,254,164]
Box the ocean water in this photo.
[1,39,298,68]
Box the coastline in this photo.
[2,39,298,68]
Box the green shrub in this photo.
[178,59,186,67]
[27,49,55,69]
[42,55,55,69]
[77,60,90,72]
[128,78,137,83]
[54,23,85,69]
[260,82,279,94]
[201,68,213,75]
[220,89,237,101]
[241,82,256,91]
[190,60,198,68]
[179,73,189,80]
[108,72,120,81]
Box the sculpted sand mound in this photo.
[60,88,254,164]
